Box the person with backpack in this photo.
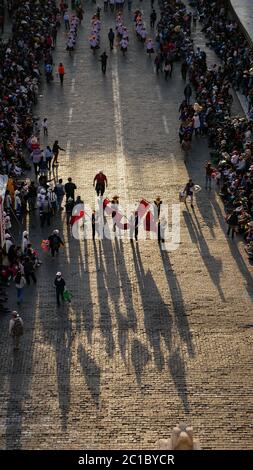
[15,271,26,305]
[54,272,66,306]
[9,311,24,351]
[48,229,64,257]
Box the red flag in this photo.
[70,210,85,226]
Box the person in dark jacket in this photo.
[52,140,65,167]
[226,210,238,239]
[100,51,108,74]
[184,83,192,105]
[150,9,157,28]
[23,257,37,285]
[65,177,77,200]
[48,229,64,257]
[54,272,66,306]
[154,196,164,243]
[108,28,115,50]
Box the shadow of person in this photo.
[168,347,190,414]
[131,338,151,386]
[159,245,195,358]
[131,242,172,372]
[93,240,115,358]
[183,209,226,302]
[78,343,101,408]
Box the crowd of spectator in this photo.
[154,0,253,256]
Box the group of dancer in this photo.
[66,13,81,54]
[116,11,129,54]
[134,9,155,56]
[89,12,101,52]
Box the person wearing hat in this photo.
[9,311,24,351]
[54,272,66,306]
[93,171,108,196]
[48,229,64,257]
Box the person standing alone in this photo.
[100,52,108,74]
[9,312,24,351]
[108,28,115,50]
[58,63,65,85]
[54,272,66,306]
[93,171,108,196]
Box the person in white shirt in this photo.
[42,118,48,136]
[21,230,30,254]
[120,38,128,55]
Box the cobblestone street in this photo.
[0,1,252,450]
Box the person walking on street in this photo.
[52,140,65,167]
[54,272,66,306]
[27,181,37,211]
[54,179,65,210]
[108,28,115,50]
[48,229,64,257]
[184,83,192,105]
[9,312,24,351]
[92,210,99,240]
[58,63,65,85]
[154,196,164,243]
[130,210,138,242]
[40,196,51,227]
[93,170,108,196]
[184,179,195,208]
[150,9,157,28]
[24,257,37,285]
[64,11,70,30]
[181,61,188,81]
[14,270,26,305]
[226,210,238,240]
[65,197,75,225]
[65,177,77,200]
[100,51,108,74]
[205,162,214,190]
[45,145,53,171]
[42,118,48,136]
